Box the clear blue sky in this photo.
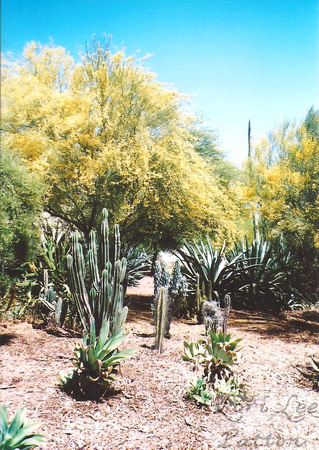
[2,0,318,165]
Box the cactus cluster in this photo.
[39,269,67,327]
[169,259,188,317]
[203,294,232,335]
[67,208,128,335]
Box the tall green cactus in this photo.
[67,208,128,335]
[155,287,168,353]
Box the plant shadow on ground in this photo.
[228,310,319,344]
[0,332,17,346]
[126,293,318,344]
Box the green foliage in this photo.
[245,108,319,302]
[0,149,43,293]
[67,208,128,335]
[176,239,241,306]
[229,237,292,310]
[2,38,239,251]
[178,236,293,312]
[154,288,168,353]
[60,320,135,399]
[183,331,243,407]
[187,376,215,407]
[182,340,207,369]
[0,405,45,449]
[213,378,245,405]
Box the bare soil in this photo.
[1,277,319,449]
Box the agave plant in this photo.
[183,331,241,384]
[175,239,242,320]
[182,340,207,369]
[0,405,45,449]
[121,246,151,295]
[229,237,291,310]
[297,356,319,389]
[214,378,244,405]
[60,319,135,399]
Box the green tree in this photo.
[0,149,44,281]
[245,108,319,298]
[2,38,239,250]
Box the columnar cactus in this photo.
[67,208,128,335]
[155,287,168,353]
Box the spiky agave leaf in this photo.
[0,406,45,450]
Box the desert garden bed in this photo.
[1,278,318,449]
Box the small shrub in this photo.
[0,405,45,449]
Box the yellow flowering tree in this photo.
[2,39,239,250]
[245,108,319,297]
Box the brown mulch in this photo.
[1,277,318,449]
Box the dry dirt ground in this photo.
[1,277,319,449]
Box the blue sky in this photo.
[2,0,318,165]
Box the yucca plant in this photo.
[0,405,45,449]
[60,319,135,399]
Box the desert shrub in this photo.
[0,405,45,449]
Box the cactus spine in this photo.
[155,287,168,353]
[67,208,128,335]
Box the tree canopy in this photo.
[2,39,239,249]
[0,149,44,276]
[244,108,319,294]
